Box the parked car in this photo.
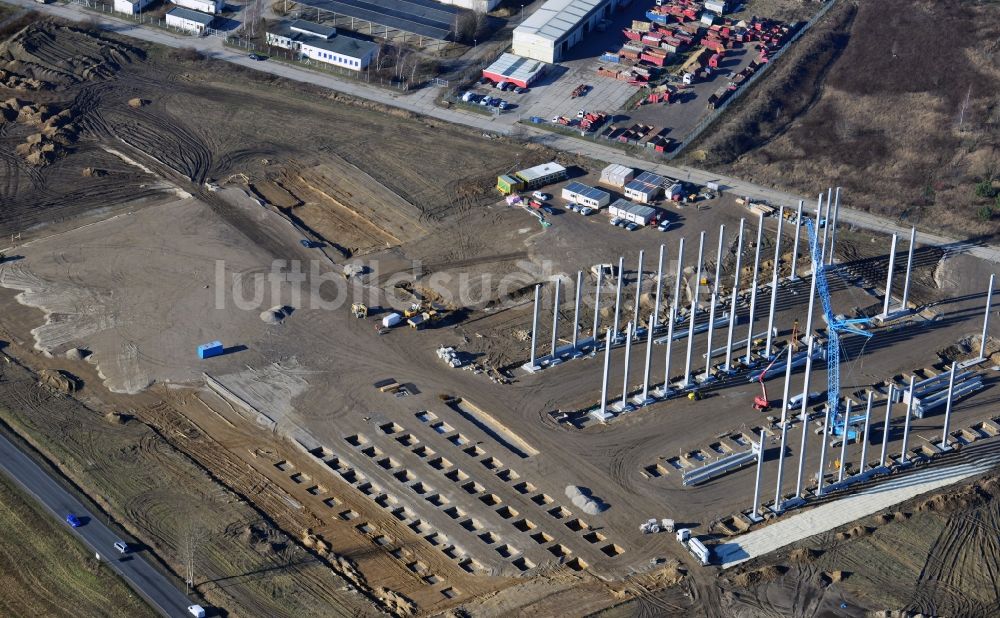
[625,222,641,232]
[610,217,623,226]
[658,220,672,232]
[567,203,580,213]
[580,206,594,216]
[576,109,586,118]
[479,77,491,85]
[489,98,501,107]
[65,514,82,528]
[531,191,550,201]
[514,86,528,94]
[495,81,507,90]
[248,53,266,61]
[479,97,491,106]
[498,100,509,110]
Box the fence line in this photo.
[667,0,838,159]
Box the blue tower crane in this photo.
[803,218,873,437]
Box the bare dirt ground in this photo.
[0,14,999,618]
[687,0,1000,240]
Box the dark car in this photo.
[248,54,266,61]
[66,514,82,528]
[300,239,323,248]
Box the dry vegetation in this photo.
[688,0,1000,239]
[0,469,156,618]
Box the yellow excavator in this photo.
[351,303,368,319]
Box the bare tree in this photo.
[177,512,206,593]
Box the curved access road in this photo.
[0,431,195,617]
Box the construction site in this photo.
[0,9,999,618]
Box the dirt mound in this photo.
[127,97,148,108]
[260,305,291,324]
[82,167,108,178]
[818,570,850,586]
[917,481,992,513]
[732,565,787,587]
[64,347,90,361]
[38,368,80,393]
[836,525,875,541]
[377,588,417,616]
[788,547,824,562]
[104,411,128,425]
[0,22,144,90]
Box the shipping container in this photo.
[382,313,401,328]
[197,341,224,359]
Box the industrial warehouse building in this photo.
[513,0,629,64]
[482,53,547,88]
[599,163,634,188]
[497,162,567,195]
[267,20,378,70]
[294,0,459,44]
[436,0,501,10]
[608,198,657,226]
[623,171,667,204]
[171,0,220,14]
[165,7,214,33]
[113,0,154,14]
[561,182,610,209]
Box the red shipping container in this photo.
[640,52,667,66]
[708,53,721,68]
[623,29,642,41]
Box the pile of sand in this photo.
[818,570,850,586]
[260,305,292,324]
[566,485,607,515]
[732,564,787,587]
[788,547,824,562]
[104,411,128,425]
[835,525,875,541]
[127,97,148,108]
[64,347,90,361]
[12,106,78,166]
[38,368,80,393]
[82,167,108,177]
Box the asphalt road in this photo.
[8,0,1000,264]
[0,430,195,617]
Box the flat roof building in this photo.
[608,198,657,226]
[267,20,378,71]
[482,53,547,88]
[165,7,214,33]
[294,0,459,42]
[113,0,154,15]
[172,0,220,14]
[561,181,611,209]
[513,0,628,64]
[623,171,667,204]
[599,163,634,188]
[497,162,568,195]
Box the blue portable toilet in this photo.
[198,341,224,359]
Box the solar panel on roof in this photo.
[294,0,457,40]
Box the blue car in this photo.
[66,514,82,527]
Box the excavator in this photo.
[753,355,781,411]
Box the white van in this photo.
[187,605,207,618]
[113,541,129,554]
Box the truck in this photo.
[675,528,711,565]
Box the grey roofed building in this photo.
[289,19,337,39]
[302,34,378,60]
[166,6,214,26]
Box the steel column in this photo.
[790,200,803,281]
[693,231,706,316]
[879,385,893,467]
[662,305,676,393]
[613,256,624,339]
[621,322,633,408]
[882,234,898,317]
[599,329,612,419]
[632,250,644,340]
[816,401,831,495]
[795,338,816,497]
[900,227,916,311]
[941,362,957,450]
[744,213,765,362]
[821,188,832,264]
[683,295,697,387]
[751,428,765,520]
[859,391,873,474]
[641,313,655,402]
[982,273,995,360]
[827,187,841,266]
[529,284,540,368]
[724,218,745,372]
[592,266,603,339]
[837,399,850,483]
[572,271,582,350]
[550,279,560,358]
[773,346,794,511]
[672,237,686,320]
[713,224,726,299]
[901,376,915,463]
[764,206,784,358]
[654,244,665,329]
[703,293,718,380]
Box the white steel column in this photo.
[572,271,582,350]
[827,187,841,266]
[901,376,915,463]
[641,313,655,403]
[795,338,816,497]
[879,385,893,467]
[816,403,831,495]
[941,362,957,450]
[693,231,706,314]
[599,329,612,419]
[814,192,824,264]
[821,188,832,263]
[744,213,765,363]
[529,284,540,368]
[550,278,561,358]
[654,244,665,329]
[683,294,697,388]
[881,234,898,317]
[632,250,644,340]
[673,237,686,319]
[790,200,803,281]
[900,227,916,311]
[620,322,634,408]
[703,293,718,381]
[981,273,995,360]
[859,391,873,474]
[837,400,850,483]
[764,206,784,358]
[713,224,726,299]
[662,305,676,394]
[592,267,602,339]
[724,218,746,372]
[804,203,822,341]
[751,428,766,520]
[613,256,624,339]
[773,346,794,511]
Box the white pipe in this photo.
[529,284,540,367]
[794,338,816,497]
[900,226,915,311]
[713,224,725,299]
[751,428,765,520]
[744,213,765,362]
[790,200,803,281]
[592,266,602,339]
[703,293,717,380]
[653,244,665,329]
[551,278,560,357]
[632,250,644,340]
[882,234,898,317]
[572,271,582,349]
[724,218,745,372]
[941,362,957,449]
[683,294,697,387]
[613,256,624,338]
[599,329,612,418]
[859,391,873,474]
[837,399,850,483]
[765,206,784,358]
[901,376,915,462]
[774,345,794,510]
[879,385,893,467]
[621,322,633,407]
[982,273,995,360]
[662,304,676,393]
[642,313,655,402]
